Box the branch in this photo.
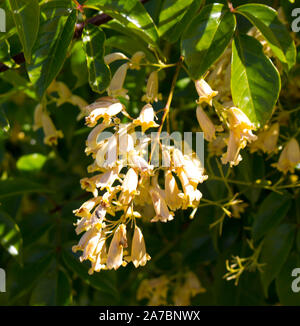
[0,0,150,73]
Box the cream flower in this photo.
[177,169,202,209]
[149,187,174,222]
[129,51,145,70]
[272,138,300,174]
[85,122,111,155]
[221,130,243,167]
[221,107,257,166]
[119,168,139,205]
[107,63,129,99]
[85,102,123,127]
[88,234,107,274]
[133,104,159,132]
[195,79,218,106]
[41,112,63,146]
[72,227,101,262]
[131,225,151,267]
[73,196,102,218]
[249,123,279,154]
[33,103,43,131]
[196,105,220,142]
[164,170,182,210]
[104,52,128,65]
[106,224,127,270]
[141,71,162,103]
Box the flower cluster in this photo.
[72,52,208,274]
[137,271,205,306]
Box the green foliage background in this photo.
[0,0,300,306]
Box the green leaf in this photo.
[16,153,47,172]
[62,247,118,298]
[70,41,89,89]
[0,210,22,262]
[236,4,296,71]
[85,0,159,48]
[158,0,202,43]
[181,3,236,79]
[0,178,53,200]
[30,269,72,306]
[276,252,300,306]
[252,192,292,242]
[105,35,156,62]
[82,24,111,94]
[259,223,296,297]
[231,33,281,127]
[9,251,54,303]
[28,2,76,98]
[9,0,40,63]
[0,70,37,99]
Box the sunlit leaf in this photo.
[231,33,281,127]
[181,3,236,79]
[9,0,40,63]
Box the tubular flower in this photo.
[164,170,182,210]
[196,105,219,142]
[195,78,218,106]
[133,104,159,132]
[173,272,206,306]
[33,103,43,131]
[106,224,128,270]
[41,112,63,146]
[85,101,123,127]
[249,123,279,154]
[141,71,162,103]
[137,276,169,306]
[104,52,128,65]
[272,138,300,174]
[131,225,151,267]
[107,63,129,99]
[149,187,174,222]
[129,51,145,70]
[221,107,257,166]
[73,70,210,274]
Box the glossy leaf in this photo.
[9,251,54,302]
[62,247,118,298]
[16,153,47,172]
[252,192,292,242]
[84,0,159,48]
[0,178,53,200]
[259,223,295,297]
[0,210,22,262]
[236,4,296,71]
[276,252,300,306]
[28,2,76,98]
[158,0,202,43]
[82,24,111,94]
[30,269,72,306]
[70,41,89,88]
[231,34,281,127]
[106,35,156,62]
[181,3,236,79]
[9,0,40,63]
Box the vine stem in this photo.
[149,56,184,163]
